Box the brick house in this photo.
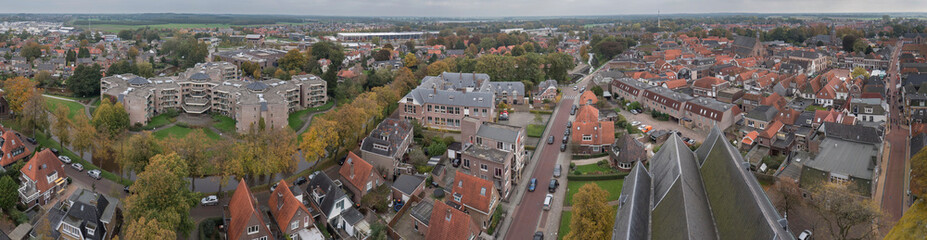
[460,117,526,193]
[449,173,500,231]
[268,180,315,240]
[691,76,729,98]
[610,78,653,102]
[338,152,385,203]
[391,174,425,203]
[641,86,691,121]
[579,90,598,106]
[0,129,31,167]
[18,149,67,208]
[682,97,742,131]
[424,200,480,240]
[534,79,559,103]
[360,118,413,178]
[571,105,616,153]
[225,181,273,240]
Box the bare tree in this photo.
[809,182,884,240]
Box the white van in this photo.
[544,194,553,211]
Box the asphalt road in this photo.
[505,95,574,239]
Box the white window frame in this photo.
[247,225,259,235]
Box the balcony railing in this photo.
[19,185,38,204]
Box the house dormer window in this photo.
[247,225,259,235]
[453,193,462,202]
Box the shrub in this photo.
[573,170,582,175]
[426,141,447,156]
[486,206,504,234]
[198,217,222,240]
[566,172,628,181]
[569,162,576,169]
[9,209,28,225]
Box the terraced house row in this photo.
[101,61,327,132]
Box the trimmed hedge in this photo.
[571,152,609,159]
[566,172,629,181]
[529,110,553,114]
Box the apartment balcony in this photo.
[182,104,211,114]
[184,97,210,106]
[18,184,38,204]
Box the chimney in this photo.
[350,159,355,178]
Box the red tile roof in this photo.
[742,131,759,145]
[269,180,312,233]
[572,105,615,146]
[425,200,479,240]
[338,152,376,192]
[0,130,30,166]
[20,149,66,193]
[228,180,271,240]
[692,77,725,89]
[759,120,784,139]
[579,90,598,106]
[450,173,496,214]
[662,79,688,89]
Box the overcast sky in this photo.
[4,0,927,17]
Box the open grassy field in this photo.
[153,125,222,140]
[564,179,623,206]
[45,96,87,121]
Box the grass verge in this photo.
[288,101,335,131]
[153,125,222,140]
[212,115,236,133]
[45,96,87,121]
[558,210,571,240]
[564,179,623,206]
[527,124,546,138]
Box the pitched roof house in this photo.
[572,105,616,152]
[19,149,67,207]
[360,118,413,177]
[268,180,315,240]
[226,180,273,240]
[450,173,500,231]
[425,200,480,240]
[579,90,598,106]
[33,188,119,240]
[0,129,31,167]
[610,134,647,170]
[338,152,385,202]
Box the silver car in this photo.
[553,164,562,178]
[87,169,102,180]
[70,163,83,172]
[58,156,72,164]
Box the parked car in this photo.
[547,136,555,145]
[499,110,509,120]
[201,195,219,206]
[528,178,537,192]
[50,148,59,156]
[564,129,570,136]
[293,176,308,186]
[87,169,102,180]
[630,121,642,126]
[573,86,578,91]
[560,143,567,152]
[566,121,572,128]
[71,163,83,172]
[562,135,569,144]
[58,156,72,164]
[534,231,544,240]
[798,230,812,240]
[580,86,586,92]
[543,194,553,211]
[570,107,577,115]
[553,164,562,178]
[452,158,461,167]
[25,137,37,145]
[548,179,559,193]
[271,182,279,192]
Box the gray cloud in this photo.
[3,0,926,17]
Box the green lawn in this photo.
[558,210,572,240]
[564,179,623,206]
[574,163,618,175]
[288,101,335,131]
[804,105,828,111]
[153,125,222,140]
[45,97,86,121]
[144,114,174,129]
[212,115,236,133]
[527,124,546,138]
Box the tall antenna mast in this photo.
[657,10,661,28]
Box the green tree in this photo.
[34,71,56,87]
[136,61,154,78]
[851,67,870,79]
[92,98,129,136]
[565,184,614,240]
[403,53,419,68]
[124,153,196,236]
[373,49,391,61]
[161,130,210,191]
[842,35,858,53]
[118,131,160,174]
[77,47,90,58]
[51,104,71,150]
[71,115,95,157]
[278,49,308,72]
[0,175,17,211]
[20,42,46,61]
[124,217,176,239]
[591,85,604,97]
[68,64,103,97]
[65,49,77,63]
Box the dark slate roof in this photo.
[306,171,347,217]
[0,229,9,240]
[340,207,364,225]
[392,175,424,196]
[489,81,525,95]
[404,88,494,108]
[821,122,881,144]
[360,118,413,157]
[476,122,521,144]
[650,134,717,240]
[611,161,651,240]
[911,133,927,158]
[190,72,209,80]
[699,127,791,239]
[796,111,815,127]
[246,81,269,91]
[745,105,779,122]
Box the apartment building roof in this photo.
[475,122,522,144]
[404,88,494,108]
[361,118,413,157]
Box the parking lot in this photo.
[618,109,708,143]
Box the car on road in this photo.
[548,179,559,193]
[798,230,812,240]
[58,156,72,164]
[631,109,640,115]
[630,121,641,126]
[562,135,569,144]
[71,163,83,172]
[534,231,544,240]
[543,194,553,211]
[570,106,577,115]
[201,195,219,206]
[25,137,37,145]
[553,164,562,178]
[566,121,572,128]
[293,176,308,186]
[547,136,554,145]
[50,148,59,156]
[560,143,567,152]
[87,169,102,180]
[528,178,537,192]
[573,86,578,91]
[580,86,586,92]
[564,128,570,136]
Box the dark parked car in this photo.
[293,176,307,186]
[548,179,559,193]
[564,128,571,136]
[534,231,544,240]
[50,148,59,156]
[338,156,347,165]
[528,178,537,192]
[547,136,554,145]
[25,137,37,145]
[452,158,461,167]
[562,135,569,144]
[560,143,567,152]
[566,121,572,128]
